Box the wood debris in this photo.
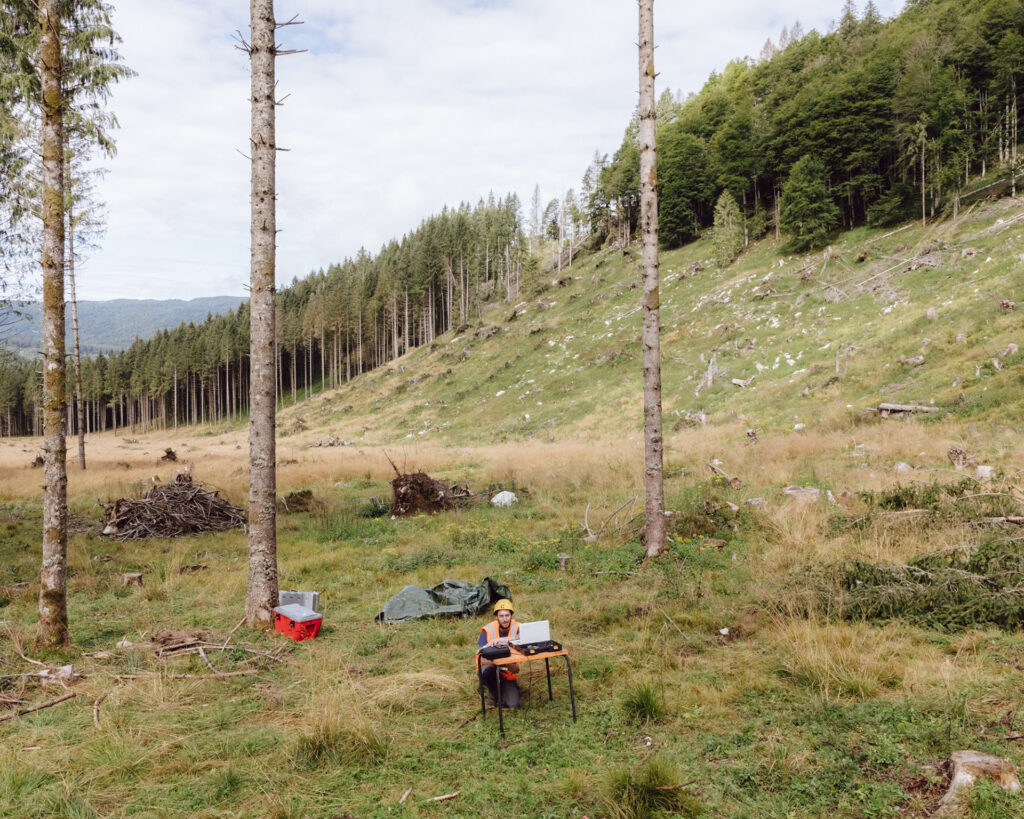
[100,474,245,540]
[877,402,941,417]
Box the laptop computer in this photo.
[511,620,550,646]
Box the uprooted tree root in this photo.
[785,538,1024,630]
[389,472,478,516]
[101,474,246,540]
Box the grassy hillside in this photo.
[0,199,1023,818]
[292,196,1024,448]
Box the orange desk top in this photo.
[491,648,568,666]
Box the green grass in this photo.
[4,199,1024,816]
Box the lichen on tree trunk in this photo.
[638,0,666,561]
[37,0,69,647]
[246,0,279,627]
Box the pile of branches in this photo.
[101,474,245,540]
[795,539,1024,631]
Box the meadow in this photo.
[2,195,1024,817]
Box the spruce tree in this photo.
[779,155,840,251]
[712,190,744,266]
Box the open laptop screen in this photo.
[512,620,550,644]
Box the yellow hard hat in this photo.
[492,598,514,614]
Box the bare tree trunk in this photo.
[246,0,279,627]
[38,0,69,647]
[638,0,666,562]
[67,194,85,469]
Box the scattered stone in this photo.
[731,377,753,388]
[793,423,806,431]
[744,497,768,509]
[310,436,350,447]
[898,355,925,367]
[1000,299,1017,311]
[894,462,914,474]
[557,553,571,572]
[924,307,937,320]
[122,573,143,587]
[976,465,996,481]
[1004,343,1019,357]
[491,491,518,508]
[474,326,499,339]
[956,333,967,343]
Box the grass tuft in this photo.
[621,681,665,725]
[600,755,702,819]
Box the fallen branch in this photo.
[0,691,77,723]
[109,670,258,680]
[197,647,219,674]
[399,788,412,804]
[707,462,742,489]
[661,609,687,640]
[429,791,460,803]
[220,616,246,651]
[92,692,109,728]
[656,781,697,791]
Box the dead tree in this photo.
[638,0,666,561]
[38,0,70,647]
[244,0,280,627]
[242,3,302,626]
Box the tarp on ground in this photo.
[375,577,511,623]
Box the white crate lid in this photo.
[274,603,321,622]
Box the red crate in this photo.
[273,604,322,641]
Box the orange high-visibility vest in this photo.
[478,619,520,680]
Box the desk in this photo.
[478,648,576,735]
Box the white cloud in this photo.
[78,0,905,300]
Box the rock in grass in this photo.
[491,491,518,507]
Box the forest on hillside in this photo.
[0,0,1021,437]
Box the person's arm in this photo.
[478,628,489,648]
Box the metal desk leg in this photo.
[564,655,577,723]
[496,671,505,735]
[545,657,553,701]
[479,669,486,720]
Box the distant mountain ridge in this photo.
[1,296,246,355]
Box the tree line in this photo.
[2,0,1023,439]
[0,194,531,435]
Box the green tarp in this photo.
[375,577,511,624]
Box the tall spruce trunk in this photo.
[38,0,69,646]
[246,0,279,627]
[67,191,85,469]
[638,0,666,561]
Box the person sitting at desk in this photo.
[477,598,520,708]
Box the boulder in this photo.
[491,491,518,507]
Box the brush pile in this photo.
[101,474,245,540]
[798,539,1024,630]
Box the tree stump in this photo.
[122,573,143,587]
[935,750,1021,816]
[557,553,571,572]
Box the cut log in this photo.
[878,402,941,416]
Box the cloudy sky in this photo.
[80,0,906,301]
